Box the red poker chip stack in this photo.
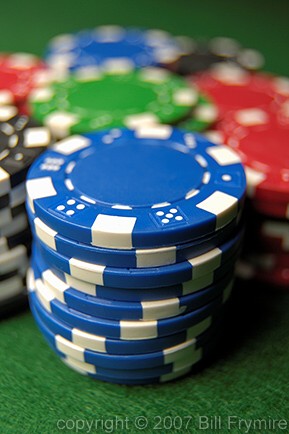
[191,64,289,289]
[0,52,47,114]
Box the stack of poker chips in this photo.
[196,64,289,289]
[0,105,52,316]
[26,125,246,385]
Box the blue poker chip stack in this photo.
[26,126,246,385]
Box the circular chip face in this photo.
[217,107,289,203]
[26,127,246,249]
[193,66,289,120]
[0,106,53,195]
[45,26,184,71]
[174,36,265,75]
[0,53,46,105]
[178,94,218,132]
[29,67,197,138]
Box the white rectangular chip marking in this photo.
[182,272,214,295]
[65,274,97,296]
[0,167,10,194]
[136,246,176,268]
[140,67,169,83]
[135,125,172,139]
[104,59,134,73]
[91,214,136,249]
[30,87,54,102]
[0,106,18,121]
[64,356,97,375]
[53,135,91,155]
[72,329,106,353]
[245,167,266,197]
[0,276,24,301]
[34,218,57,250]
[197,191,238,229]
[141,298,181,320]
[26,177,57,213]
[174,88,198,106]
[188,248,222,279]
[125,113,159,129]
[69,258,105,285]
[45,112,79,139]
[187,317,212,339]
[206,145,241,165]
[35,278,53,312]
[0,90,13,105]
[56,335,85,362]
[24,128,51,147]
[120,320,158,340]
[163,339,197,363]
[42,269,68,303]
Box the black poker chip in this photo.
[0,105,52,195]
[173,36,265,75]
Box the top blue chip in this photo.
[45,26,183,71]
[26,126,246,250]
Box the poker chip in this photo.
[45,26,185,72]
[217,107,289,207]
[0,105,52,193]
[0,104,53,317]
[26,127,246,250]
[27,204,240,268]
[193,65,289,120]
[29,67,197,138]
[0,53,46,107]
[173,36,265,75]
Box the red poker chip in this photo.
[193,65,289,119]
[215,106,289,205]
[0,53,47,105]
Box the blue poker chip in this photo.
[27,203,241,269]
[33,226,242,289]
[32,250,233,321]
[28,268,227,340]
[32,240,238,301]
[29,290,216,371]
[28,275,220,355]
[26,127,246,250]
[45,26,184,71]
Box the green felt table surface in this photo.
[0,1,289,433]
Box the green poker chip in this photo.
[178,94,218,132]
[29,67,198,138]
